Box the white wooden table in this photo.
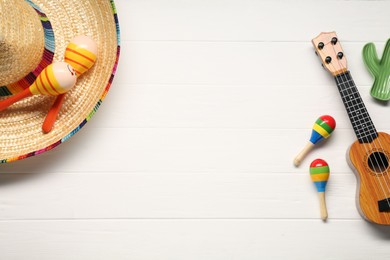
[1,0,390,259]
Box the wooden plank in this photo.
[94,83,390,130]
[0,220,389,260]
[0,128,372,174]
[2,1,390,259]
[115,41,378,86]
[0,172,358,219]
[117,0,390,42]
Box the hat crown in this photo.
[0,0,45,86]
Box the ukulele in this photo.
[312,32,390,225]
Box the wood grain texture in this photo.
[115,41,375,86]
[349,132,390,225]
[2,0,390,259]
[1,220,390,260]
[0,128,361,174]
[318,192,328,221]
[117,0,390,42]
[0,172,359,219]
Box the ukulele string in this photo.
[349,78,390,205]
[319,40,390,203]
[333,72,390,205]
[328,42,390,206]
[340,69,390,198]
[331,51,390,199]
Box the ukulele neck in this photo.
[335,71,378,143]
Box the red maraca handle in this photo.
[42,93,66,133]
[0,88,33,111]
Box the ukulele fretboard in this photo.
[335,71,378,143]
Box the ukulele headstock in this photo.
[312,32,347,76]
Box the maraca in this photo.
[42,35,97,133]
[310,159,330,221]
[64,35,97,77]
[0,62,77,111]
[293,115,336,166]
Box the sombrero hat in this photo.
[0,0,120,163]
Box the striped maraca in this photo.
[294,115,336,166]
[0,62,77,111]
[64,35,97,76]
[42,35,97,133]
[310,159,330,221]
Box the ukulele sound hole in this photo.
[367,152,389,174]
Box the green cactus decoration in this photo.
[363,39,390,101]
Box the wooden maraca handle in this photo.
[318,192,328,221]
[0,88,32,111]
[42,94,66,133]
[294,142,314,166]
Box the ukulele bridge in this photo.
[378,198,390,212]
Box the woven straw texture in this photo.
[0,0,120,163]
[0,0,44,87]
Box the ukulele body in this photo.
[347,132,390,225]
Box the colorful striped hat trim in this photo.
[0,0,120,163]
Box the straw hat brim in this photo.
[0,0,120,163]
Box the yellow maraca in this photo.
[64,35,97,77]
[0,62,77,111]
[42,35,97,133]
